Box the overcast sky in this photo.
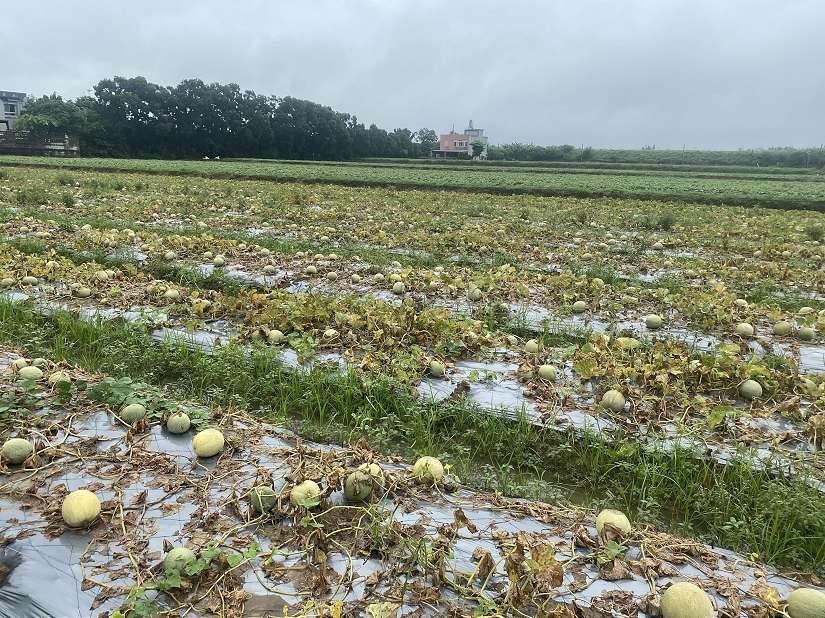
[4,1,823,149]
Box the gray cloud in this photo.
[3,0,823,148]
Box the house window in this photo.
[4,103,17,115]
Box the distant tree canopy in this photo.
[16,76,435,160]
[15,76,825,167]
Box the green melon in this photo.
[739,379,762,401]
[429,360,446,378]
[524,339,541,354]
[163,250,176,260]
[213,255,226,267]
[468,287,482,301]
[31,358,48,368]
[21,276,38,286]
[166,412,191,434]
[11,358,29,370]
[164,547,196,572]
[392,281,405,294]
[344,469,374,502]
[413,456,444,485]
[290,480,322,508]
[660,582,714,618]
[250,485,278,513]
[75,287,92,298]
[572,300,588,313]
[268,329,285,344]
[2,438,33,465]
[120,403,146,424]
[305,265,318,275]
[798,327,815,341]
[62,489,101,528]
[263,264,277,275]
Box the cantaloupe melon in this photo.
[166,412,191,434]
[290,480,321,508]
[538,365,557,381]
[413,456,444,484]
[192,428,225,458]
[595,508,632,536]
[2,438,33,465]
[601,389,626,412]
[787,588,825,618]
[18,366,43,380]
[62,490,101,528]
[164,547,196,572]
[660,582,714,618]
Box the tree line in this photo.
[15,75,825,167]
[16,76,439,159]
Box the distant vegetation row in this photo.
[15,74,825,169]
[4,155,825,211]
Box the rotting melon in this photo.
[166,412,191,434]
[645,314,663,329]
[572,300,588,313]
[787,588,825,618]
[616,337,641,350]
[163,250,176,261]
[538,365,557,381]
[75,287,92,298]
[739,379,762,401]
[31,358,48,368]
[164,547,196,572]
[601,389,626,412]
[413,456,444,484]
[21,276,38,286]
[120,403,146,424]
[2,438,33,465]
[773,321,792,336]
[250,485,278,513]
[263,264,276,275]
[192,428,225,458]
[524,339,541,354]
[735,322,754,337]
[429,360,446,378]
[801,378,818,397]
[0,277,14,287]
[11,358,29,371]
[323,328,338,339]
[595,508,632,536]
[660,582,714,618]
[18,366,43,381]
[290,480,322,508]
[62,489,101,528]
[734,298,749,308]
[468,287,483,301]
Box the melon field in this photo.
[0,160,824,616]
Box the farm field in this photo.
[3,154,825,210]
[1,162,824,615]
